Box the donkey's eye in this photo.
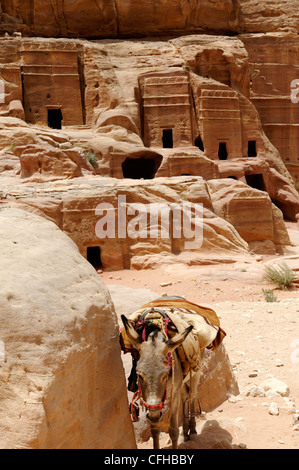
[137,373,144,383]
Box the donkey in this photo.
[121,314,201,449]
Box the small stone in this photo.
[160,282,172,287]
[275,359,284,367]
[269,402,279,416]
[248,372,258,378]
[238,443,247,449]
[260,378,290,397]
[292,413,299,426]
[228,396,237,403]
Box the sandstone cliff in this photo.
[0,0,240,38]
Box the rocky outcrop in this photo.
[239,0,299,33]
[208,179,291,254]
[15,144,83,181]
[1,34,298,220]
[0,175,252,271]
[0,0,240,38]
[0,207,136,449]
[2,1,299,39]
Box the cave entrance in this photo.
[162,129,173,149]
[248,140,257,157]
[87,246,102,270]
[122,158,157,179]
[195,134,204,151]
[245,173,266,192]
[48,108,63,130]
[218,142,228,160]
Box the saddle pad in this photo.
[120,298,226,373]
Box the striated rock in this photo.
[240,32,299,186]
[239,1,299,34]
[0,175,250,270]
[208,179,291,253]
[14,144,82,181]
[0,0,240,39]
[0,207,136,449]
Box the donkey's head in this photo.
[121,315,193,423]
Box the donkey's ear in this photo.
[121,315,141,347]
[165,325,193,352]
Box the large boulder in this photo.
[208,179,291,254]
[0,208,136,449]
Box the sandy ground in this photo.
[101,225,299,450]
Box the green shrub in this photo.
[264,262,295,290]
[85,151,98,168]
[262,288,277,302]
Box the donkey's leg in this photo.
[189,371,200,437]
[169,410,180,449]
[181,384,190,441]
[151,427,160,449]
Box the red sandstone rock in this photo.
[0,0,240,38]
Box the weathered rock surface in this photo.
[14,144,83,181]
[1,34,298,219]
[0,0,240,38]
[197,344,240,412]
[208,179,291,253]
[0,207,136,449]
[0,175,253,271]
[2,1,299,38]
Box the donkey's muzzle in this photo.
[146,410,163,423]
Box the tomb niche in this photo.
[248,140,257,157]
[87,246,102,270]
[218,142,228,160]
[122,154,162,179]
[21,42,84,127]
[139,70,194,149]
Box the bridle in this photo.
[130,372,171,422]
[129,308,173,422]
